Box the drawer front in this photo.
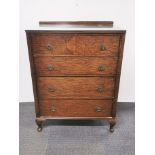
[37,77,115,99]
[31,34,79,55]
[34,57,118,76]
[31,34,120,56]
[76,35,120,56]
[39,100,112,117]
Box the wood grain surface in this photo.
[34,56,118,76]
[26,28,126,131]
[37,77,115,99]
[39,99,112,117]
[31,34,120,56]
[76,35,120,56]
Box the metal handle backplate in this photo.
[47,65,54,71]
[96,86,104,93]
[51,106,56,112]
[100,43,106,51]
[48,87,56,92]
[98,64,105,71]
[46,44,52,51]
[96,106,102,112]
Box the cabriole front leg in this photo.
[109,118,116,133]
[35,118,44,132]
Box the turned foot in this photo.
[36,118,44,132]
[110,127,114,133]
[37,126,42,132]
[109,119,116,133]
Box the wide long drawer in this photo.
[39,99,112,117]
[34,56,118,76]
[37,77,115,99]
[31,34,120,56]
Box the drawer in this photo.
[31,34,120,56]
[31,34,79,55]
[37,77,115,99]
[76,34,120,56]
[34,57,118,76]
[39,99,112,117]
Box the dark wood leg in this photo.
[109,118,116,133]
[36,118,44,132]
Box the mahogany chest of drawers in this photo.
[26,21,126,132]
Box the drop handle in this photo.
[96,86,104,93]
[47,65,54,71]
[98,64,105,71]
[50,106,56,112]
[100,43,106,51]
[96,107,102,112]
[48,87,56,92]
[46,44,52,51]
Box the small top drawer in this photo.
[31,34,80,56]
[31,33,120,56]
[76,34,120,56]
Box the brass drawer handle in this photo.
[48,87,56,92]
[46,44,52,51]
[47,65,54,71]
[100,43,106,51]
[96,106,102,112]
[50,106,56,112]
[98,64,105,71]
[96,86,104,93]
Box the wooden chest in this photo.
[26,21,126,132]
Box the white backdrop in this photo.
[19,0,135,102]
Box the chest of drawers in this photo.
[26,21,126,132]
